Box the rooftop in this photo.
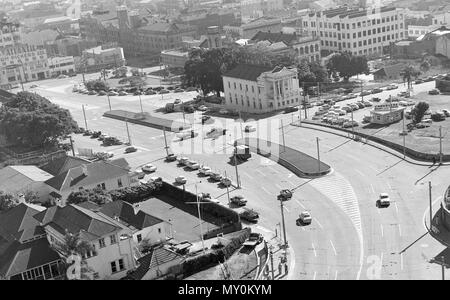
[2,165,53,182]
[40,155,91,176]
[222,64,273,81]
[250,31,298,45]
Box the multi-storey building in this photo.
[302,6,406,57]
[48,56,75,76]
[80,46,125,72]
[224,17,283,39]
[241,0,284,19]
[222,64,302,114]
[0,19,22,48]
[0,44,49,89]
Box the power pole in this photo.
[82,104,88,130]
[107,93,112,111]
[360,80,364,102]
[233,146,240,189]
[402,112,406,159]
[429,181,433,228]
[195,184,206,254]
[439,126,443,165]
[281,119,286,152]
[298,97,302,126]
[125,120,131,145]
[441,256,446,280]
[162,127,169,156]
[69,136,75,156]
[316,137,321,173]
[138,93,143,113]
[351,110,355,138]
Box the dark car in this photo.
[184,105,195,113]
[239,209,259,223]
[231,195,247,206]
[284,106,298,113]
[91,131,102,138]
[415,79,424,84]
[371,88,383,94]
[201,115,211,124]
[124,146,137,153]
[103,137,123,146]
[165,153,177,162]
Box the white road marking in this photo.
[312,242,317,257]
[256,169,266,177]
[380,224,384,237]
[313,271,317,280]
[370,184,375,194]
[355,169,365,177]
[315,218,323,229]
[261,187,271,195]
[295,199,305,209]
[330,240,337,256]
[284,206,290,213]
[380,252,384,278]
[394,202,399,215]
[387,182,392,190]
[398,224,402,237]
[335,270,338,280]
[242,171,253,179]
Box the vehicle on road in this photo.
[165,154,177,162]
[371,97,381,102]
[240,210,260,224]
[175,175,187,184]
[142,164,157,172]
[378,193,390,207]
[431,112,446,121]
[231,195,247,206]
[398,91,410,98]
[118,91,128,96]
[284,106,298,113]
[414,79,424,84]
[197,105,208,111]
[210,172,222,181]
[206,127,227,138]
[124,147,137,153]
[386,84,398,90]
[429,89,440,95]
[186,160,200,170]
[177,157,189,165]
[298,211,312,225]
[108,91,118,96]
[235,145,251,161]
[135,169,145,179]
[362,101,372,107]
[174,99,181,104]
[177,130,198,141]
[244,125,256,132]
[57,74,68,79]
[442,109,450,117]
[355,102,365,109]
[91,131,102,138]
[199,165,212,176]
[360,91,371,97]
[219,108,229,114]
[30,84,38,88]
[103,136,122,146]
[145,90,156,95]
[98,90,107,96]
[415,122,430,129]
[174,88,184,93]
[371,88,383,94]
[184,105,195,113]
[221,177,232,187]
[159,89,170,94]
[363,116,372,123]
[243,233,263,246]
[279,189,293,200]
[201,115,211,124]
[343,121,359,128]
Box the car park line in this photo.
[311,242,317,257]
[330,240,337,256]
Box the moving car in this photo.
[378,193,390,207]
[197,105,208,111]
[240,209,260,223]
[298,211,312,225]
[230,195,247,206]
[175,175,187,184]
[124,146,137,153]
[177,130,198,140]
[142,164,157,172]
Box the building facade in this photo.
[0,45,49,88]
[0,20,22,48]
[370,102,404,125]
[161,49,189,68]
[81,46,125,72]
[223,64,302,114]
[302,6,406,56]
[48,56,75,76]
[224,17,283,39]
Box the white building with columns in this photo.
[222,64,302,114]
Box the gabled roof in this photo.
[373,63,405,78]
[250,31,298,45]
[35,204,122,240]
[129,246,182,279]
[99,200,165,230]
[0,165,53,183]
[44,159,130,192]
[0,203,42,243]
[40,156,91,176]
[223,64,273,81]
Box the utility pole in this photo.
[107,93,112,111]
[233,146,240,189]
[316,137,321,173]
[82,104,88,130]
[162,127,169,156]
[278,195,288,248]
[125,120,131,145]
[270,248,275,280]
[238,110,243,139]
[138,93,143,113]
[69,136,75,156]
[402,111,406,159]
[225,170,230,205]
[441,256,446,280]
[298,97,302,126]
[195,184,206,254]
[439,126,443,165]
[281,119,286,152]
[429,181,433,228]
[351,110,355,138]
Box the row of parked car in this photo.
[74,127,138,153]
[73,84,197,97]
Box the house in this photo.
[44,158,136,206]
[34,204,139,280]
[0,203,65,280]
[40,155,91,176]
[0,166,54,202]
[222,64,302,113]
[126,245,184,280]
[82,200,172,245]
[372,64,406,81]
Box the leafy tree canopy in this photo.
[327,52,369,82]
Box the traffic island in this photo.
[236,137,331,177]
[103,109,190,132]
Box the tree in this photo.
[401,65,421,89]
[411,102,429,124]
[327,52,369,82]
[112,66,127,78]
[420,60,431,73]
[130,68,140,77]
[67,188,111,205]
[0,92,78,148]
[85,79,108,91]
[0,191,17,212]
[55,232,95,280]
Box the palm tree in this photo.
[54,231,95,280]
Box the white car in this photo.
[219,108,228,114]
[178,157,189,165]
[379,193,390,207]
[175,175,187,184]
[199,165,212,176]
[386,84,398,90]
[134,169,145,179]
[197,105,208,111]
[186,160,200,170]
[298,211,312,225]
[142,163,157,173]
[244,125,256,132]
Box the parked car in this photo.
[174,99,181,104]
[98,90,107,96]
[431,112,446,121]
[142,163,157,172]
[244,125,256,132]
[175,175,187,184]
[360,90,371,97]
[355,102,365,109]
[378,193,390,207]
[177,130,198,140]
[298,211,312,225]
[124,146,137,153]
[363,115,372,123]
[371,97,381,102]
[145,90,156,95]
[343,121,359,128]
[386,84,398,90]
[185,87,197,92]
[177,157,189,165]
[424,76,435,82]
[201,115,211,124]
[184,105,195,113]
[165,154,177,162]
[362,101,372,107]
[159,89,170,94]
[221,177,232,187]
[103,136,122,146]
[415,122,430,129]
[199,165,212,176]
[91,131,102,138]
[239,209,259,223]
[429,89,440,95]
[210,172,222,181]
[186,160,200,170]
[135,169,145,180]
[442,109,450,117]
[371,88,383,94]
[197,105,208,111]
[174,88,184,93]
[231,195,247,206]
[118,91,128,96]
[108,91,118,96]
[415,79,424,84]
[219,108,229,114]
[88,90,96,95]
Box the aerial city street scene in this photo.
[1,0,450,283]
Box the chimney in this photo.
[81,164,88,176]
[17,193,25,204]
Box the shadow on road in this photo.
[399,231,429,254]
[414,165,441,185]
[376,159,404,176]
[291,179,315,192]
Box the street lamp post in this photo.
[277,193,288,249]
[125,120,132,145]
[138,92,143,114]
[82,104,88,130]
[439,126,443,165]
[233,146,241,189]
[106,93,112,111]
[316,137,321,173]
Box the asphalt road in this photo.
[22,75,450,280]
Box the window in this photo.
[137,234,142,242]
[99,238,106,248]
[358,32,361,38]
[228,82,230,88]
[110,235,117,244]
[118,259,125,271]
[111,261,117,273]
[117,178,122,188]
[158,228,161,234]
